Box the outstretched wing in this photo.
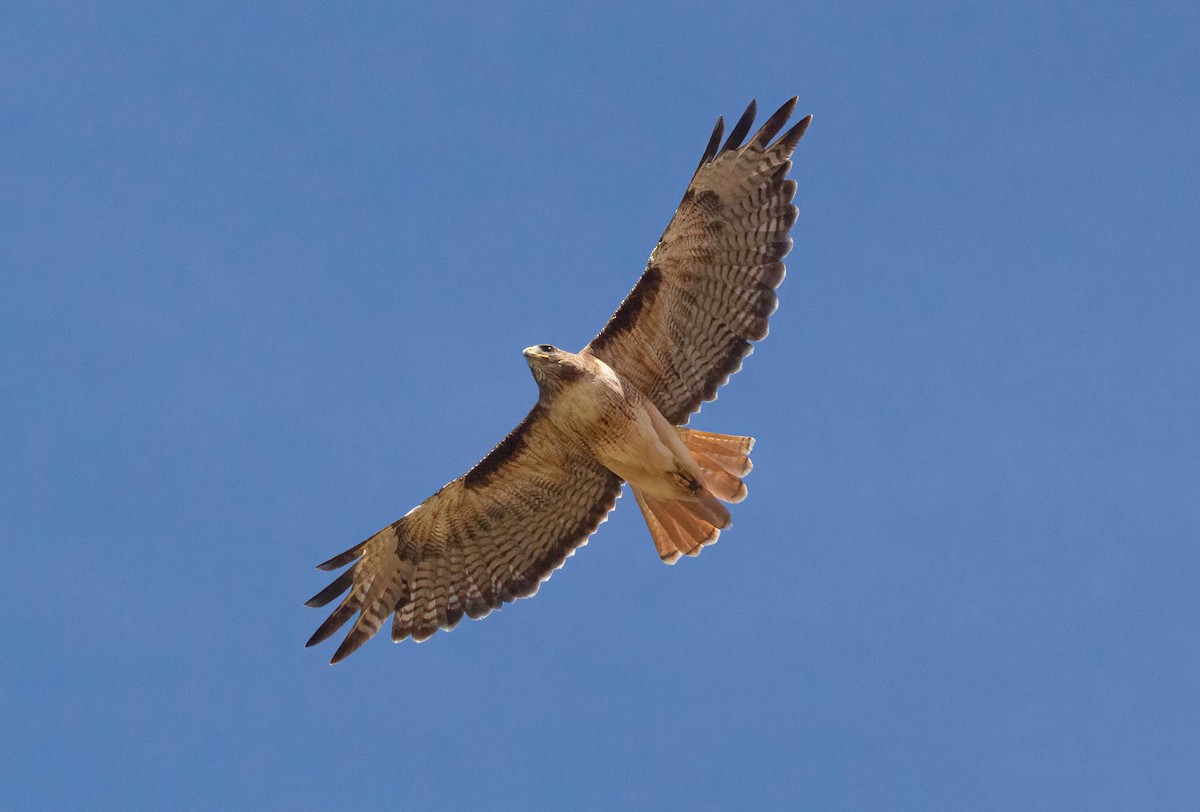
[586,98,811,425]
[306,406,622,663]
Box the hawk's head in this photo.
[524,344,587,399]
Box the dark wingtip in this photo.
[697,115,724,171]
[330,632,367,664]
[306,624,332,648]
[750,97,798,149]
[316,540,367,571]
[306,594,359,648]
[304,567,356,608]
[721,99,757,154]
[776,113,812,153]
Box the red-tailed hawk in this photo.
[307,98,811,662]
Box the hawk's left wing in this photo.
[306,405,622,663]
[586,98,810,425]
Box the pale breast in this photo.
[547,358,683,489]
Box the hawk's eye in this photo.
[539,344,554,354]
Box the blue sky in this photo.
[2,2,1197,809]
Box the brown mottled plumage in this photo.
[307,99,811,662]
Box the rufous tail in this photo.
[678,428,754,503]
[632,429,755,564]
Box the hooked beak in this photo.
[523,346,549,360]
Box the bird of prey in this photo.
[306,98,811,662]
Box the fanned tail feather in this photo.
[633,488,725,564]
[632,428,755,563]
[678,428,754,503]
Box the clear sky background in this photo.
[2,2,1197,809]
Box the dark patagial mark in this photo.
[463,405,544,489]
[590,264,663,352]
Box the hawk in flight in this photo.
[307,98,811,662]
